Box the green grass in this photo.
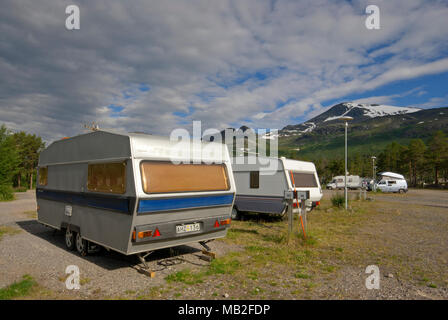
[0,184,15,201]
[331,193,345,208]
[0,226,21,241]
[23,210,37,219]
[0,275,37,300]
[294,272,312,279]
[165,269,204,285]
[14,187,28,193]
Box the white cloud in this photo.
[0,0,447,141]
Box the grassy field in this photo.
[131,195,447,299]
[1,193,446,300]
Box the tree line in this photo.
[312,130,448,187]
[0,124,45,200]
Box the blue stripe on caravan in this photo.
[36,189,131,214]
[138,194,234,214]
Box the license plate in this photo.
[176,223,200,234]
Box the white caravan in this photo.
[36,130,236,263]
[231,156,323,219]
[376,172,408,193]
[326,175,361,190]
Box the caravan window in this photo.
[140,161,229,194]
[87,162,126,194]
[38,167,48,186]
[292,172,318,188]
[250,171,259,189]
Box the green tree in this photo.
[378,142,405,173]
[405,139,426,186]
[328,158,344,176]
[12,131,45,189]
[427,130,448,185]
[0,125,20,200]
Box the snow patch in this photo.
[324,102,421,122]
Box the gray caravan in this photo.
[36,130,235,261]
[231,156,323,219]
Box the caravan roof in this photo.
[378,172,405,180]
[281,157,317,172]
[40,130,230,166]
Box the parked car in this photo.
[375,172,408,193]
[376,179,408,193]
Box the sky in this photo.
[1,0,448,142]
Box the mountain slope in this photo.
[281,102,422,136]
[279,104,448,160]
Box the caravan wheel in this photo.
[75,233,88,256]
[65,229,75,251]
[231,207,240,220]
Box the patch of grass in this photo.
[428,283,437,288]
[80,277,91,285]
[0,184,15,201]
[331,193,345,208]
[0,275,37,300]
[294,272,312,279]
[247,271,258,280]
[262,234,287,244]
[250,287,262,295]
[165,269,204,285]
[0,226,21,240]
[207,257,241,275]
[304,282,316,290]
[23,211,37,219]
[14,187,28,193]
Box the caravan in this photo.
[326,175,361,190]
[231,156,323,219]
[36,130,236,261]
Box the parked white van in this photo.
[375,172,408,193]
[326,175,361,190]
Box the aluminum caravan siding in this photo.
[36,130,235,255]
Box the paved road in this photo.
[0,191,36,225]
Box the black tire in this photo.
[399,189,405,194]
[231,207,240,220]
[75,232,88,256]
[65,228,76,251]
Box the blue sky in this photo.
[1,0,448,140]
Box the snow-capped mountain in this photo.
[281,102,422,136]
[322,102,421,122]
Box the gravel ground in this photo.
[320,188,448,299]
[0,190,236,299]
[1,189,447,299]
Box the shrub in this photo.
[331,193,345,208]
[0,184,14,201]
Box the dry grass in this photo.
[0,226,22,241]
